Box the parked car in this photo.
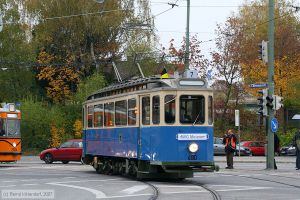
[280,144,296,156]
[240,141,265,156]
[40,139,83,164]
[213,137,252,156]
[214,137,225,155]
[235,146,252,156]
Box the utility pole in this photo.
[184,0,190,70]
[267,0,275,169]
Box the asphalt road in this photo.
[0,156,299,200]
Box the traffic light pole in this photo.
[267,0,275,169]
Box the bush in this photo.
[277,128,297,146]
[20,97,68,151]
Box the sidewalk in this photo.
[214,155,295,163]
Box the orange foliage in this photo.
[49,124,64,148]
[241,56,300,98]
[36,50,81,103]
[73,119,82,139]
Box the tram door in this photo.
[139,95,150,159]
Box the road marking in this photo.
[22,184,39,186]
[2,179,37,183]
[99,193,153,199]
[48,178,120,184]
[0,166,64,170]
[209,184,271,192]
[46,179,121,199]
[0,185,16,188]
[154,185,200,188]
[216,187,271,192]
[121,185,148,194]
[47,182,107,199]
[62,177,76,179]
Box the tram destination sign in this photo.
[177,133,209,141]
[250,83,268,88]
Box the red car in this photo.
[240,141,265,156]
[40,139,83,164]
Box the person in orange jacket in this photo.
[223,129,237,169]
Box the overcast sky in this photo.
[151,0,244,58]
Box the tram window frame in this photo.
[87,106,93,128]
[0,119,5,136]
[164,95,176,124]
[179,95,205,124]
[82,107,85,129]
[142,96,150,125]
[152,95,160,124]
[208,96,213,125]
[94,104,103,127]
[104,102,115,127]
[6,119,20,137]
[128,98,137,126]
[115,100,127,126]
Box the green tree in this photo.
[73,72,106,103]
[21,97,68,151]
[0,0,37,102]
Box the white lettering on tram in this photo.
[176,133,209,141]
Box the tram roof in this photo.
[87,77,211,101]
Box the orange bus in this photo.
[0,103,21,162]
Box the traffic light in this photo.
[266,95,274,109]
[274,95,283,110]
[258,40,268,63]
[257,89,268,116]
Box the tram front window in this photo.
[180,95,205,124]
[6,119,20,137]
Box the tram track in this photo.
[184,180,222,200]
[218,172,300,190]
[141,181,159,200]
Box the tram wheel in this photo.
[44,153,53,164]
[62,161,69,164]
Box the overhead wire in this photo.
[2,1,299,66]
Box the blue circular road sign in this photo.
[271,118,278,133]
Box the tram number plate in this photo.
[177,133,209,141]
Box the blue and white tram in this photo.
[82,76,217,179]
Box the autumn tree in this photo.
[210,20,243,124]
[36,50,81,103]
[166,35,208,77]
[73,120,82,139]
[50,124,65,148]
[223,0,300,105]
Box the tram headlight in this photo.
[188,142,199,153]
[12,142,16,148]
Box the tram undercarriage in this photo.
[84,155,217,179]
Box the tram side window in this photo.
[180,95,205,124]
[142,96,150,125]
[128,98,137,125]
[208,96,213,125]
[104,102,115,127]
[165,95,175,124]
[115,100,127,126]
[152,95,160,124]
[0,119,5,136]
[87,106,93,128]
[94,104,103,127]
